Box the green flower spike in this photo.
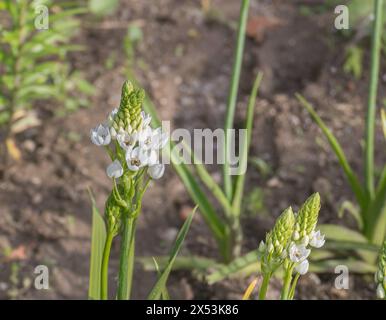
[293,192,321,245]
[376,239,386,299]
[112,80,145,133]
[261,207,295,272]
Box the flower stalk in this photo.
[90,80,168,299]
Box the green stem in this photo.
[288,273,300,300]
[223,0,250,200]
[280,265,294,300]
[100,232,114,300]
[365,0,383,199]
[258,272,272,300]
[117,217,136,300]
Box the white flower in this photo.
[106,160,123,178]
[147,149,159,166]
[148,163,165,179]
[90,124,111,146]
[377,284,385,299]
[289,243,310,263]
[295,259,309,275]
[309,230,325,248]
[108,108,119,126]
[139,127,168,150]
[126,147,148,171]
[141,111,152,127]
[117,129,138,151]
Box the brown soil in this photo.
[0,0,385,300]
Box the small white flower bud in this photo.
[377,284,385,299]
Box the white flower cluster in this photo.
[90,110,168,180]
[259,229,325,276]
[288,230,325,275]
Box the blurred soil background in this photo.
[0,0,385,299]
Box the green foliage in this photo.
[296,0,386,273]
[89,0,119,16]
[343,46,364,79]
[0,0,93,139]
[148,207,197,300]
[88,189,107,300]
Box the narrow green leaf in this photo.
[296,94,366,209]
[232,72,263,216]
[338,200,363,231]
[223,0,250,200]
[319,224,368,243]
[89,0,119,16]
[364,0,383,198]
[310,259,377,274]
[87,188,107,300]
[147,207,197,300]
[152,258,170,300]
[207,250,261,285]
[138,255,218,272]
[319,224,376,262]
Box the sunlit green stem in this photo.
[258,272,272,300]
[100,232,114,300]
[288,273,300,300]
[281,264,294,300]
[365,0,383,198]
[117,216,136,300]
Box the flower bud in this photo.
[296,193,320,242]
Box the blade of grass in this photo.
[152,257,170,300]
[232,72,263,216]
[223,0,250,200]
[296,94,366,209]
[87,188,107,300]
[147,206,197,300]
[365,0,383,198]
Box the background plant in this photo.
[0,0,93,164]
[296,0,386,271]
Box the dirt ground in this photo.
[0,0,385,299]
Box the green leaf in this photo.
[152,258,170,300]
[147,207,197,300]
[338,200,363,230]
[319,224,368,243]
[319,224,377,262]
[138,255,218,273]
[310,259,377,274]
[232,72,263,216]
[223,0,250,200]
[87,188,107,300]
[207,250,261,284]
[343,46,364,79]
[89,0,119,16]
[296,94,366,209]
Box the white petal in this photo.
[377,284,385,299]
[148,163,165,179]
[295,259,309,275]
[106,160,123,178]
